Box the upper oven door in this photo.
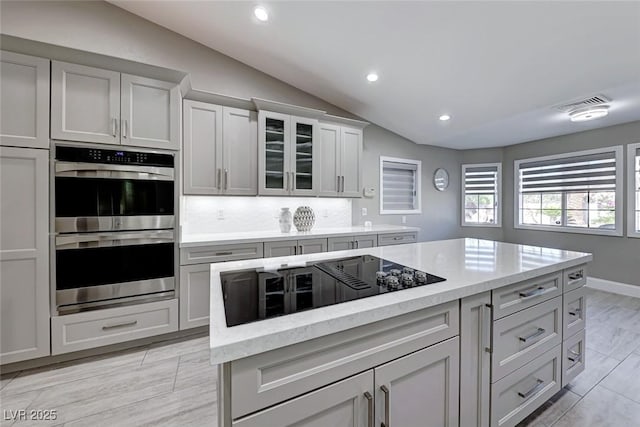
[55,162,175,233]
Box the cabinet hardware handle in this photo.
[285,172,289,191]
[364,391,373,427]
[519,327,546,344]
[482,304,492,353]
[122,119,128,138]
[102,320,137,330]
[569,308,582,316]
[393,236,403,240]
[224,169,229,190]
[355,240,359,249]
[341,176,345,192]
[568,349,582,363]
[299,245,303,254]
[519,286,548,299]
[336,176,340,193]
[112,118,117,137]
[380,385,390,427]
[517,378,544,400]
[215,251,233,256]
[568,270,583,281]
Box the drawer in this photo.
[51,299,178,354]
[563,286,586,338]
[564,264,587,293]
[491,345,562,427]
[231,300,459,419]
[492,271,562,319]
[492,296,562,381]
[562,328,586,387]
[377,232,417,246]
[180,242,263,265]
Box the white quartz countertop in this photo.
[180,225,419,247]
[209,238,592,364]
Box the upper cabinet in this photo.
[258,111,319,196]
[183,100,257,195]
[0,51,50,149]
[319,122,363,197]
[51,61,180,150]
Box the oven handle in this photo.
[56,230,175,249]
[55,162,174,181]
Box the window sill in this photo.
[514,223,623,237]
[461,222,502,228]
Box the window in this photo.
[515,146,623,236]
[628,143,640,238]
[462,163,502,227]
[380,156,421,214]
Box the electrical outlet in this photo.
[361,208,368,216]
[322,209,329,218]
[217,209,225,220]
[401,215,407,224]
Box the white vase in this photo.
[293,206,315,232]
[279,208,292,233]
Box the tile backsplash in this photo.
[181,196,353,235]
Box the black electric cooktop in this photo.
[221,255,446,327]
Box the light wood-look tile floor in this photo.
[1,288,639,427]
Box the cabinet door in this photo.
[374,337,459,427]
[299,238,328,254]
[51,61,120,144]
[183,100,223,195]
[340,127,363,197]
[259,111,290,195]
[354,234,378,249]
[0,51,50,149]
[264,240,298,258]
[233,370,373,427]
[328,236,354,252]
[223,107,258,195]
[460,292,491,427]
[290,116,318,196]
[179,264,211,330]
[318,123,341,197]
[121,74,180,150]
[0,147,50,363]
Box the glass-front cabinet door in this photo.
[290,117,318,196]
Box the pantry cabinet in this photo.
[0,51,50,149]
[51,61,179,149]
[318,123,363,197]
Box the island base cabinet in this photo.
[374,337,460,427]
[233,370,373,427]
[179,264,211,330]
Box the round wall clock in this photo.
[433,168,449,191]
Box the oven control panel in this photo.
[56,146,174,167]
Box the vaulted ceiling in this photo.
[110,1,640,149]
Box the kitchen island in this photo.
[209,238,591,427]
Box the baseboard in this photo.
[587,276,640,298]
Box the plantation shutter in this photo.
[518,151,617,193]
[464,165,498,195]
[382,160,416,211]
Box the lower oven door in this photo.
[55,230,175,313]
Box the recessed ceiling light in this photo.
[254,6,269,22]
[569,106,609,122]
[439,114,451,121]
[366,73,378,82]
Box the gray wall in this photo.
[0,0,463,243]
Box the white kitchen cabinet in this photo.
[258,111,319,196]
[374,337,460,427]
[179,264,212,329]
[51,61,179,149]
[318,123,363,197]
[460,292,491,427]
[327,234,377,251]
[233,370,373,427]
[183,101,257,195]
[0,146,50,364]
[377,231,418,246]
[0,51,50,149]
[264,239,327,257]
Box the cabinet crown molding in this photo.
[252,97,326,119]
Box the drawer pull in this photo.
[518,378,544,400]
[215,251,233,256]
[364,391,373,427]
[102,320,138,330]
[393,236,403,240]
[519,327,546,344]
[519,286,549,300]
[569,308,583,316]
[381,385,390,427]
[568,350,582,363]
[568,271,583,281]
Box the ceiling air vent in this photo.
[555,94,611,112]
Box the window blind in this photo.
[465,165,498,195]
[518,151,616,193]
[382,161,416,211]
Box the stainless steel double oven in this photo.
[53,144,176,314]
